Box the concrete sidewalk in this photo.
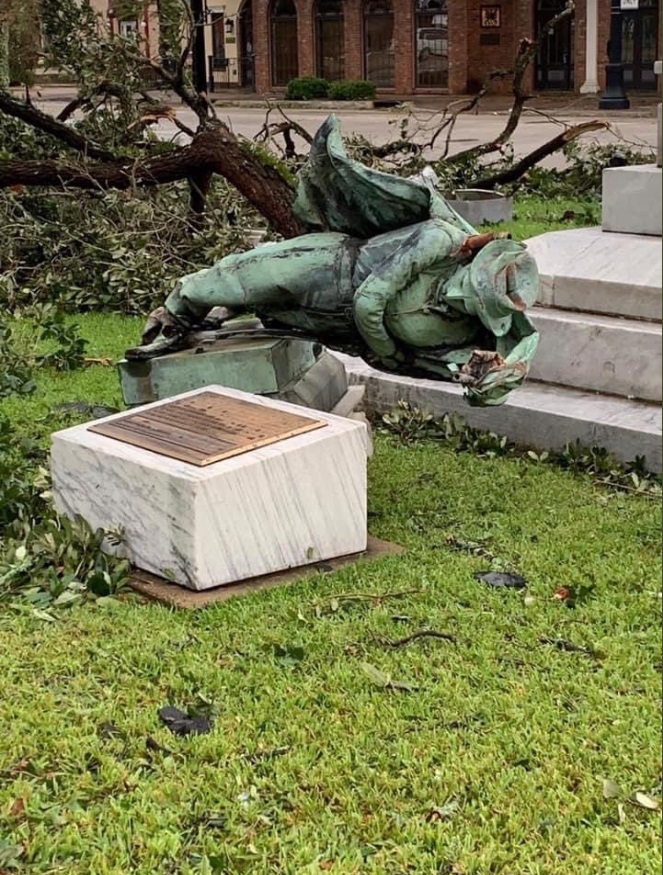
[15,83,660,118]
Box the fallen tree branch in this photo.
[447,1,576,167]
[0,125,305,238]
[0,90,116,162]
[470,119,609,189]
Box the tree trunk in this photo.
[0,20,9,89]
[0,125,307,238]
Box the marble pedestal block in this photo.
[602,166,662,236]
[51,387,368,590]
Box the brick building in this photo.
[225,0,661,96]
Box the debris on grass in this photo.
[361,662,419,692]
[158,706,214,736]
[540,637,601,659]
[376,629,457,647]
[474,571,528,590]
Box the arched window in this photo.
[415,0,448,88]
[316,0,345,81]
[271,0,298,86]
[364,0,394,88]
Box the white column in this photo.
[580,0,600,94]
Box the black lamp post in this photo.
[598,0,630,109]
[190,0,208,94]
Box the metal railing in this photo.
[207,57,256,91]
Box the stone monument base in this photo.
[51,386,369,591]
[602,165,662,237]
[118,336,350,412]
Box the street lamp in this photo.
[598,0,630,109]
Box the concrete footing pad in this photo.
[129,536,404,609]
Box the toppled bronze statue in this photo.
[127,116,539,407]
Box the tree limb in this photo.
[447,2,575,167]
[469,119,609,189]
[0,125,305,238]
[0,90,117,162]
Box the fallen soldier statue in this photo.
[127,115,540,407]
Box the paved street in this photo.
[30,95,658,168]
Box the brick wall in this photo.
[252,0,661,96]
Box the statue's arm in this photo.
[353,222,466,366]
[466,312,540,406]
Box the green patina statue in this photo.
[128,115,540,406]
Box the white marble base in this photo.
[51,387,368,590]
[337,354,662,473]
[528,307,661,402]
[602,165,662,237]
[525,226,662,322]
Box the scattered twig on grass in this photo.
[539,636,600,659]
[377,629,457,647]
[319,589,422,607]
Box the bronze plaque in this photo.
[89,391,326,466]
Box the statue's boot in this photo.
[124,307,194,360]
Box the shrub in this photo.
[285,76,330,100]
[328,80,377,101]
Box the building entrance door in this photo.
[622,0,659,90]
[536,0,574,90]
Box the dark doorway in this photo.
[536,0,574,90]
[239,0,255,88]
[271,0,298,87]
[622,0,659,90]
[364,0,394,88]
[316,0,345,81]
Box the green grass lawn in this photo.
[1,304,661,874]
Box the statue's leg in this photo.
[165,233,356,326]
[128,234,357,359]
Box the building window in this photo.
[271,0,299,86]
[364,0,394,88]
[415,0,448,88]
[211,13,227,69]
[119,19,139,38]
[316,0,345,81]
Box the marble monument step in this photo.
[528,306,662,402]
[337,356,662,473]
[525,226,662,323]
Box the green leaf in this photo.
[630,791,660,811]
[361,662,391,688]
[602,779,623,800]
[32,609,58,623]
[87,571,112,596]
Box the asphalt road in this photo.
[35,99,658,167]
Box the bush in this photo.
[328,80,377,101]
[285,76,330,100]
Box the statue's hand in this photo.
[460,350,527,407]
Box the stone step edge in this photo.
[335,355,662,473]
[530,306,663,332]
[534,299,662,325]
